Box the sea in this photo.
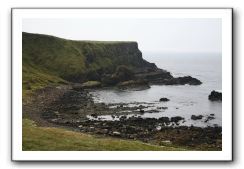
[89,52,222,127]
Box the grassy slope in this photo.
[22,32,183,151]
[23,32,145,92]
[23,119,184,151]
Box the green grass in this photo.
[23,119,184,151]
[22,63,68,99]
[22,32,152,84]
[22,32,185,151]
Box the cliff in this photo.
[22,32,201,91]
[23,32,160,89]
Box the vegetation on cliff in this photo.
[23,32,157,92]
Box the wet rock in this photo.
[120,115,127,121]
[157,106,168,110]
[90,113,98,118]
[159,98,170,102]
[208,90,222,101]
[171,116,184,124]
[158,117,170,123]
[205,116,215,122]
[191,115,203,120]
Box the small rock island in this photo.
[22,32,222,151]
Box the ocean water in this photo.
[89,52,222,127]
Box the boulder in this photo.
[208,90,222,101]
[191,115,203,120]
[112,131,121,136]
[139,109,145,113]
[171,116,184,123]
[159,98,170,102]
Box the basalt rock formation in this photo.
[208,90,222,101]
[22,32,202,90]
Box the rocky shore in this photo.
[22,32,221,151]
[23,85,222,151]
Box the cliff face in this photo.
[22,32,158,87]
[22,32,201,91]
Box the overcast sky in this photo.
[23,18,221,54]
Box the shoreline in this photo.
[23,85,222,151]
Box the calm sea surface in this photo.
[89,53,222,127]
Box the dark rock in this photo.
[208,90,222,101]
[191,115,203,120]
[157,106,168,110]
[120,115,127,121]
[205,116,215,122]
[159,98,170,102]
[171,116,184,124]
[158,117,170,123]
[90,113,98,118]
[139,109,145,113]
[111,65,135,83]
[165,76,202,85]
[117,80,150,90]
[135,70,173,82]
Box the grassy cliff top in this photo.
[23,32,154,94]
[23,32,138,44]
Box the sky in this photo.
[23,18,221,54]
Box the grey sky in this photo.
[23,18,221,54]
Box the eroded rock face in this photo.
[208,90,222,101]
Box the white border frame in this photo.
[12,8,232,161]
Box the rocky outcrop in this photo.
[191,115,203,120]
[23,32,202,88]
[208,90,222,101]
[117,80,150,90]
[159,98,170,102]
[164,76,202,85]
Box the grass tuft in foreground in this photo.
[23,119,185,151]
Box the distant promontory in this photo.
[22,32,201,91]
